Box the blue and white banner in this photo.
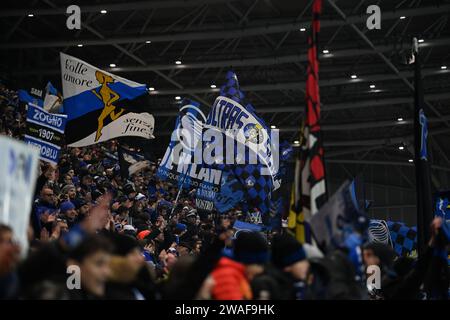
[157,99,222,212]
[205,71,278,215]
[60,52,153,146]
[206,95,278,178]
[24,103,67,165]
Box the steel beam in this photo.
[12,40,450,74]
[2,5,450,49]
[149,92,450,116]
[0,0,238,17]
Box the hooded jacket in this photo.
[210,257,252,300]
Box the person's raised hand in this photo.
[111,201,120,211]
[47,214,56,223]
[159,249,167,263]
[429,217,444,247]
[50,223,62,240]
[83,193,112,233]
[40,211,50,223]
[125,199,133,208]
[40,211,55,224]
[40,228,50,242]
[196,276,215,300]
[144,243,154,254]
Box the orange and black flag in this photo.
[288,0,327,243]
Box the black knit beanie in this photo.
[233,231,269,265]
[271,233,306,269]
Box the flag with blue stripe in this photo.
[60,52,154,147]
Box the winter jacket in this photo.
[304,250,366,300]
[251,266,295,300]
[210,257,252,300]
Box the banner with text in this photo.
[24,103,67,165]
[157,100,222,212]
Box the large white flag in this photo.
[60,52,154,147]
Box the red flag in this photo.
[302,0,327,219]
[288,0,326,243]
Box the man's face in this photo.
[105,169,113,178]
[65,208,78,220]
[221,218,231,229]
[245,264,265,281]
[68,188,76,200]
[187,216,196,224]
[135,201,144,211]
[78,251,111,297]
[178,246,190,257]
[285,260,310,281]
[79,204,90,215]
[64,175,72,184]
[82,177,92,186]
[363,249,380,267]
[41,188,55,204]
[44,167,56,179]
[194,242,202,253]
[71,148,80,157]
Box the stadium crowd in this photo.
[0,83,449,300]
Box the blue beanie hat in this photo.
[60,201,75,212]
[175,223,187,232]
